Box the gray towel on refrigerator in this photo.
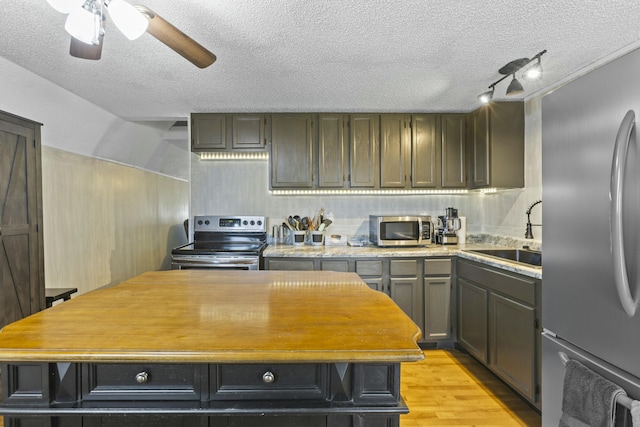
[559,359,626,427]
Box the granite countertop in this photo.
[263,243,542,279]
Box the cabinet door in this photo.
[389,277,417,320]
[489,292,536,402]
[468,107,490,188]
[411,114,440,188]
[317,115,346,188]
[349,114,378,188]
[423,277,451,340]
[270,114,314,188]
[362,278,385,293]
[441,114,466,188]
[488,102,525,188]
[0,115,44,326]
[457,278,488,363]
[380,114,409,188]
[191,114,226,150]
[232,114,266,150]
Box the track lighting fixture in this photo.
[478,50,547,104]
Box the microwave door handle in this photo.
[610,110,639,317]
[417,219,423,244]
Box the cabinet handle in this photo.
[262,371,275,384]
[135,372,149,384]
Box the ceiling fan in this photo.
[47,0,216,68]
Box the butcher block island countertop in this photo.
[0,270,423,427]
[0,270,423,363]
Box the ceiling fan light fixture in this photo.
[506,74,524,95]
[106,0,148,40]
[47,0,85,14]
[64,3,101,45]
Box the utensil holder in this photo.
[310,231,324,246]
[292,231,307,245]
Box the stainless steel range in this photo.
[171,215,267,270]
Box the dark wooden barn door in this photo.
[0,111,44,328]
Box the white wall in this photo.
[190,99,543,245]
[0,57,190,293]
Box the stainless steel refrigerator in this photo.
[542,47,640,425]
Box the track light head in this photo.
[478,88,494,105]
[523,57,543,81]
[506,74,524,95]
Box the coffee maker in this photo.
[435,207,461,245]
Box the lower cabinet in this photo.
[456,258,541,408]
[2,362,403,427]
[7,415,399,427]
[423,259,452,341]
[265,256,452,345]
[389,259,419,321]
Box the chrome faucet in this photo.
[525,200,542,239]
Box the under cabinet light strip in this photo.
[271,189,470,196]
[199,152,269,160]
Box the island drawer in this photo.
[82,364,202,401]
[210,363,328,400]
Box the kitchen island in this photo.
[0,270,423,426]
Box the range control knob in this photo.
[250,220,255,225]
[257,220,263,226]
[243,220,248,225]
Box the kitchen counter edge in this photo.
[263,244,542,279]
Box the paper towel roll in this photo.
[458,217,467,244]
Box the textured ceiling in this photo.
[2,0,640,120]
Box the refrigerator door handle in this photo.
[610,110,639,317]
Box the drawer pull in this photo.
[135,372,149,384]
[262,371,275,384]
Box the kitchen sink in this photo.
[465,248,542,267]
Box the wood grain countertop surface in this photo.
[0,270,423,364]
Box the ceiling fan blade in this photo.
[135,5,216,69]
[70,35,103,60]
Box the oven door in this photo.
[171,255,260,271]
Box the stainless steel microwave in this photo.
[369,215,432,247]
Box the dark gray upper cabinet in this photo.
[317,114,347,188]
[411,114,440,188]
[380,114,410,188]
[191,113,267,151]
[191,113,226,150]
[441,114,467,188]
[231,114,267,150]
[468,102,525,189]
[270,114,314,188]
[349,114,379,188]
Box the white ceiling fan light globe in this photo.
[107,0,148,40]
[47,0,85,14]
[64,6,97,44]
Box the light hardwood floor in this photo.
[402,349,541,426]
[0,349,540,427]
